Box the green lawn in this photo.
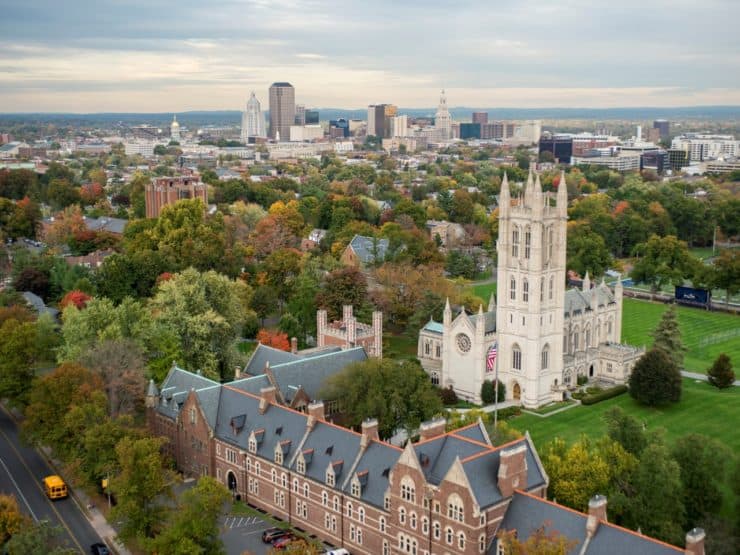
[509,379,740,451]
[472,281,497,301]
[621,298,740,373]
[384,333,418,359]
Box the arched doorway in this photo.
[227,471,237,492]
[589,365,594,378]
[512,382,521,400]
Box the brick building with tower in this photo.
[317,305,383,358]
[144,176,208,218]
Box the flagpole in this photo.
[493,347,499,439]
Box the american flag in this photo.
[486,343,498,372]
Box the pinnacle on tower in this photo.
[557,170,568,212]
[582,271,591,291]
[488,292,496,312]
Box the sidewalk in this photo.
[681,370,740,387]
[72,487,131,555]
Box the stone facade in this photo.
[317,305,383,358]
[418,171,643,407]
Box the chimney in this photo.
[586,495,607,536]
[234,366,242,380]
[307,401,325,429]
[684,528,705,555]
[361,418,379,448]
[497,443,528,498]
[259,386,277,414]
[419,417,446,441]
[291,337,298,354]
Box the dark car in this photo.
[262,527,290,543]
[90,543,111,555]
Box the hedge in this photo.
[580,385,628,405]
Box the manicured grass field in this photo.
[509,379,740,452]
[472,281,497,301]
[621,298,740,373]
[384,333,419,359]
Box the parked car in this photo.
[271,535,296,550]
[90,543,111,555]
[262,527,290,543]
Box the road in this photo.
[0,404,104,553]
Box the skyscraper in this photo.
[472,111,489,125]
[367,104,397,138]
[269,82,295,141]
[435,90,452,140]
[241,91,266,142]
[295,104,306,126]
[653,119,670,139]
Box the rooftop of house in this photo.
[347,234,389,264]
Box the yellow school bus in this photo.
[43,475,68,500]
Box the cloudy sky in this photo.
[0,0,738,112]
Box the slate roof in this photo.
[21,291,59,319]
[156,364,219,419]
[415,434,489,484]
[292,421,362,489]
[564,284,615,315]
[343,441,402,508]
[83,216,128,235]
[348,234,389,264]
[243,343,302,376]
[270,347,368,402]
[496,491,682,555]
[469,309,497,334]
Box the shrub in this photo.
[577,375,588,386]
[481,380,506,404]
[707,353,735,389]
[439,386,458,406]
[496,406,522,419]
[581,385,628,405]
[629,348,682,406]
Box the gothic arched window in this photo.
[541,344,549,370]
[510,277,516,300]
[523,279,529,302]
[524,227,531,259]
[512,344,522,371]
[549,276,554,300]
[512,226,520,258]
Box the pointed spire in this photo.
[478,304,484,315]
[582,271,591,291]
[557,170,568,211]
[526,167,534,190]
[488,292,496,312]
[443,297,452,327]
[445,297,451,312]
[534,172,542,194]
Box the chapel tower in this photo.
[494,170,568,407]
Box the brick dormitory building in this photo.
[146,362,705,555]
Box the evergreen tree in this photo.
[707,353,735,389]
[650,305,686,370]
[629,348,682,406]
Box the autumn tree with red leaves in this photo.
[60,290,92,310]
[256,329,291,351]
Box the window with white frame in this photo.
[358,507,365,523]
[410,511,417,529]
[383,540,390,555]
[523,279,529,302]
[292,478,299,493]
[271,469,276,484]
[399,506,406,525]
[433,521,441,540]
[303,482,309,498]
[446,527,454,545]
[333,496,339,511]
[274,448,283,465]
[541,344,549,370]
[296,456,305,474]
[248,437,257,453]
[357,527,363,545]
[422,516,429,534]
[459,531,466,549]
[380,516,386,532]
[326,468,335,487]
[447,494,464,522]
[346,501,353,519]
[322,491,328,506]
[351,480,361,497]
[400,476,416,503]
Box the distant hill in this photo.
[1,106,738,127]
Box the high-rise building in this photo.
[295,104,306,126]
[434,90,452,140]
[390,114,409,138]
[653,119,670,139]
[268,82,295,141]
[472,111,489,125]
[170,115,181,142]
[305,109,319,125]
[539,133,573,164]
[367,104,397,138]
[459,123,481,140]
[329,118,350,138]
[241,92,266,142]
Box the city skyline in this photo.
[0,1,739,112]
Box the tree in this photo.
[21,362,105,458]
[707,353,735,389]
[445,250,477,279]
[603,407,647,456]
[59,289,91,310]
[672,434,729,526]
[79,338,147,417]
[256,329,290,351]
[148,476,230,555]
[79,415,144,487]
[629,348,682,406]
[623,443,686,545]
[12,267,50,300]
[566,221,613,278]
[651,305,687,370]
[0,494,24,545]
[4,519,75,555]
[710,249,740,305]
[150,268,249,379]
[497,525,577,554]
[481,379,505,404]
[322,358,443,439]
[111,436,174,541]
[42,205,87,247]
[47,178,81,210]
[315,266,368,321]
[0,318,38,406]
[631,234,699,293]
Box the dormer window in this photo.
[297,457,305,474]
[326,467,335,487]
[351,480,360,497]
[248,437,256,453]
[274,447,283,465]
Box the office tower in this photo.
[329,118,350,138]
[539,133,573,164]
[391,114,408,138]
[653,119,670,139]
[459,123,481,140]
[434,90,452,140]
[472,111,488,125]
[295,104,306,126]
[170,115,181,142]
[305,109,319,124]
[269,82,295,141]
[367,104,397,138]
[241,91,266,142]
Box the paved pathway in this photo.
[680,370,740,386]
